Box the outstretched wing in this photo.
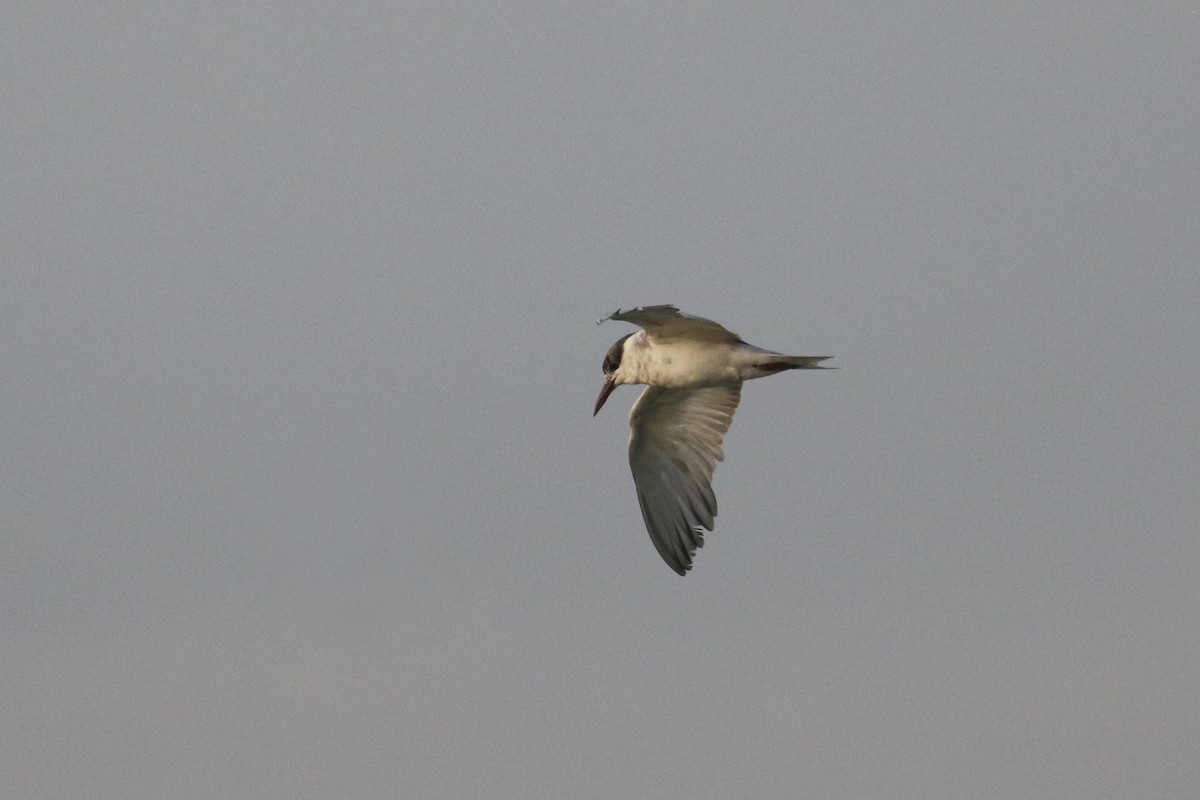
[599,305,742,344]
[627,384,742,575]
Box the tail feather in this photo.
[751,355,834,374]
[786,355,833,369]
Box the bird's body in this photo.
[612,332,824,387]
[593,305,831,575]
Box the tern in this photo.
[593,305,831,575]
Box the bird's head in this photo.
[593,333,633,416]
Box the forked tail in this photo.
[757,355,834,373]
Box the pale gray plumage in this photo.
[594,305,831,575]
[629,384,740,574]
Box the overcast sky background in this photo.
[4,3,1198,798]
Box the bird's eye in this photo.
[602,333,631,374]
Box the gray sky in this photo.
[4,3,1198,798]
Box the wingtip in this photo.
[597,304,684,325]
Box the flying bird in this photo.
[593,305,831,575]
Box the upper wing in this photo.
[599,305,742,344]
[627,384,742,575]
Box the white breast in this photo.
[618,334,740,388]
